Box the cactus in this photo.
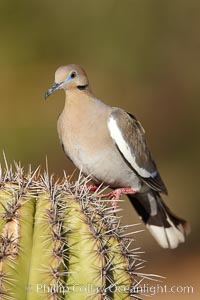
[0,160,149,300]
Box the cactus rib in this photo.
[0,161,150,300]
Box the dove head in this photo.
[45,64,90,99]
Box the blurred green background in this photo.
[0,0,199,299]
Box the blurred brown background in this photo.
[0,0,199,299]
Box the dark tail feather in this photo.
[128,191,190,249]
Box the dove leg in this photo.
[99,187,136,208]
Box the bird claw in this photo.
[99,187,136,209]
[86,184,136,209]
[86,184,99,192]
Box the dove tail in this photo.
[128,191,190,249]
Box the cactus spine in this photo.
[0,162,147,300]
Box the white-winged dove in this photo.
[45,64,190,249]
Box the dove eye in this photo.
[70,71,77,79]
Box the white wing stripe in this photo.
[108,116,156,178]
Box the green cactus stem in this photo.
[0,160,151,300]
